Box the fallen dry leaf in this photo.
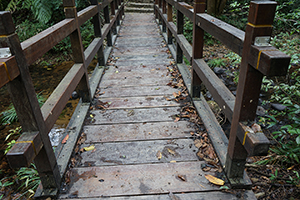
[62,134,69,144]
[177,174,186,181]
[156,151,162,160]
[205,174,224,186]
[194,139,202,148]
[84,145,95,151]
[167,148,176,155]
[174,117,180,122]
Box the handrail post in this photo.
[191,0,205,98]
[176,1,183,63]
[158,0,162,25]
[104,4,113,46]
[167,2,173,45]
[63,0,91,103]
[162,0,167,32]
[91,0,105,66]
[225,1,277,185]
[154,0,159,18]
[0,11,61,192]
[116,0,121,26]
[111,0,117,35]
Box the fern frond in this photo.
[5,0,21,13]
[30,0,53,24]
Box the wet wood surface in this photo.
[59,13,256,199]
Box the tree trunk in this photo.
[207,0,227,16]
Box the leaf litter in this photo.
[166,57,226,187]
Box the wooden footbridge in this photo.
[0,0,290,199]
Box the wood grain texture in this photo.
[7,131,42,168]
[0,57,19,88]
[59,162,220,198]
[83,121,193,143]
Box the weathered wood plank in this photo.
[89,107,180,124]
[80,139,198,166]
[114,59,171,67]
[115,39,164,47]
[59,162,221,198]
[102,68,169,79]
[104,64,169,73]
[98,85,179,98]
[113,46,169,56]
[83,121,193,143]
[116,54,171,62]
[60,190,257,200]
[100,76,170,87]
[96,96,179,109]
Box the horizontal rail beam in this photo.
[78,5,98,26]
[156,4,290,76]
[155,6,192,62]
[193,58,269,156]
[0,57,19,88]
[41,63,84,132]
[21,19,76,66]
[6,131,43,168]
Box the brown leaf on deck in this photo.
[205,174,224,186]
[62,134,69,144]
[177,174,187,182]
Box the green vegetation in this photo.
[207,58,227,68]
[220,0,300,167]
[0,164,40,199]
[1,0,94,55]
[4,126,22,154]
[1,92,46,125]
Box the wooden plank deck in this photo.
[58,13,256,199]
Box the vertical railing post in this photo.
[0,11,61,192]
[63,0,91,103]
[91,0,105,66]
[167,2,173,45]
[191,0,205,98]
[158,0,162,25]
[176,1,183,63]
[225,1,277,183]
[111,0,117,35]
[162,0,167,33]
[154,0,159,18]
[116,0,121,26]
[104,4,113,46]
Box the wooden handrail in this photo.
[154,0,291,188]
[0,0,124,89]
[1,0,125,195]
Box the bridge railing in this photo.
[155,0,291,188]
[0,0,124,196]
